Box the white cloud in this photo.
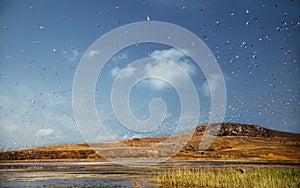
[144,61,176,90]
[87,50,100,58]
[110,67,121,77]
[62,48,83,62]
[121,133,142,140]
[35,128,55,137]
[111,64,136,79]
[120,65,136,78]
[2,125,18,131]
[145,48,195,90]
[151,48,186,63]
[110,52,128,62]
[110,48,195,90]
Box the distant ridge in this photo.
[1,122,299,163]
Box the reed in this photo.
[156,166,300,188]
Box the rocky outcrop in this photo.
[194,122,279,137]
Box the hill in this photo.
[1,122,299,163]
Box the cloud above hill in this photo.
[110,48,195,90]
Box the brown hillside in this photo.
[1,122,299,163]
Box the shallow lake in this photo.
[0,161,297,187]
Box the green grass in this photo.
[156,166,300,188]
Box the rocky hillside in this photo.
[204,122,291,137]
[1,122,299,163]
[179,122,299,162]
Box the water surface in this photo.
[1,161,297,187]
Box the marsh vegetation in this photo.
[156,166,300,188]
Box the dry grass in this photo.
[156,166,300,188]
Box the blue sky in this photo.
[0,0,299,150]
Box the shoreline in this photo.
[1,159,299,167]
